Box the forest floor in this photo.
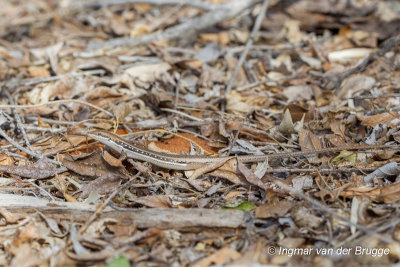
[1,0,400,266]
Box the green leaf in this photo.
[102,256,130,267]
[331,150,357,166]
[222,201,256,211]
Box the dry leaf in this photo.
[79,173,122,199]
[0,157,56,179]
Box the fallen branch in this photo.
[1,193,245,230]
[84,0,262,51]
[86,0,217,11]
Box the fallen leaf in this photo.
[222,201,256,211]
[255,200,293,218]
[79,173,122,199]
[0,157,56,179]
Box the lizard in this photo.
[87,130,400,171]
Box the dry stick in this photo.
[86,0,216,11]
[2,90,33,152]
[331,33,400,92]
[263,167,376,173]
[349,93,400,100]
[85,0,262,51]
[273,180,393,243]
[0,99,114,117]
[223,0,270,100]
[0,128,42,160]
[5,69,105,89]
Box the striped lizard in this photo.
[87,130,400,171]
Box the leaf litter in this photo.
[1,0,400,265]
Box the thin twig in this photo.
[0,128,66,168]
[86,0,216,11]
[224,0,270,98]
[22,125,66,133]
[0,99,114,117]
[160,108,204,121]
[0,128,42,160]
[349,93,400,99]
[3,90,33,152]
[5,69,106,89]
[263,167,376,173]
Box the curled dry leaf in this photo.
[102,150,124,167]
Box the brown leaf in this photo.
[237,160,268,190]
[361,112,400,127]
[255,200,294,219]
[133,195,172,208]
[0,157,56,179]
[79,173,122,199]
[102,150,124,167]
[283,103,312,122]
[188,157,232,180]
[62,152,124,177]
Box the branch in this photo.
[86,0,216,11]
[85,0,262,51]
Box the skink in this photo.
[88,130,399,171]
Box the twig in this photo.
[160,108,204,121]
[86,0,216,11]
[2,90,33,152]
[224,0,270,98]
[0,128,67,168]
[24,116,78,126]
[349,93,400,100]
[5,69,105,89]
[0,99,114,117]
[22,125,66,133]
[263,167,376,173]
[0,128,42,160]
[84,0,262,51]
